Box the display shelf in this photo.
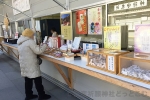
[119,52,150,84]
[87,48,129,74]
[3,43,150,97]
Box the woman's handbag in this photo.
[37,55,42,65]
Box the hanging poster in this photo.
[76,10,87,34]
[12,0,30,15]
[134,25,150,53]
[88,7,102,35]
[104,26,121,50]
[61,11,72,40]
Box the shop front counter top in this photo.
[1,42,150,98]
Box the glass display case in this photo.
[87,48,129,74]
[119,52,150,83]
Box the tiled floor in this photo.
[0,52,80,100]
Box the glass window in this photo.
[108,0,149,49]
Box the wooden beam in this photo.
[68,68,73,89]
[2,45,9,54]
[9,48,19,59]
[53,63,72,88]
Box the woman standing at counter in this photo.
[17,29,51,100]
[51,27,58,37]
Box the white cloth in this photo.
[17,36,47,78]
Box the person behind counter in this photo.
[51,27,58,37]
[17,29,51,100]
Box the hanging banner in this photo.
[135,25,150,53]
[104,26,121,50]
[76,10,87,34]
[88,7,102,35]
[60,11,73,40]
[12,0,30,15]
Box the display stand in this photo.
[119,24,150,84]
[87,48,129,74]
[119,52,150,84]
[1,43,19,59]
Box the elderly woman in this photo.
[17,29,51,100]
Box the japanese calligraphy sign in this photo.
[104,26,121,50]
[12,0,30,15]
[76,10,87,34]
[134,24,150,53]
[60,11,73,40]
[88,7,102,35]
[108,56,115,71]
[114,0,147,11]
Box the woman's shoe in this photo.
[25,94,38,100]
[38,94,51,100]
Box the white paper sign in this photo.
[108,56,115,71]
[12,0,30,15]
[72,37,81,49]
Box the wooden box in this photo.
[87,48,129,74]
[119,52,150,84]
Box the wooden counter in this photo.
[1,43,150,97]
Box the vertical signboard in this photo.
[88,7,102,35]
[60,11,73,40]
[76,9,87,34]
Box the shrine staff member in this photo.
[51,27,58,37]
[17,28,51,100]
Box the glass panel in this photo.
[121,52,150,60]
[108,0,150,50]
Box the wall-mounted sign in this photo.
[114,0,147,11]
[104,26,121,50]
[12,0,30,15]
[76,10,87,34]
[88,7,102,35]
[60,11,73,40]
[134,24,150,53]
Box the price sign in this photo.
[108,56,115,71]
